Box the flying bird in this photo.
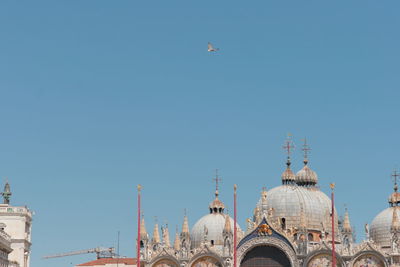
[207,42,219,52]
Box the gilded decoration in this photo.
[257,224,272,236]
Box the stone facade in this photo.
[0,183,33,267]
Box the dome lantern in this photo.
[209,169,225,214]
[389,170,400,206]
[281,135,296,184]
[295,138,318,186]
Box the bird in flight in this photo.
[208,42,219,52]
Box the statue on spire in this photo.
[1,180,11,205]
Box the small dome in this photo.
[191,213,241,248]
[370,207,400,248]
[296,163,318,186]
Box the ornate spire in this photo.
[181,211,190,238]
[389,170,400,206]
[140,214,148,240]
[223,213,232,234]
[209,170,225,214]
[281,135,296,184]
[162,223,171,247]
[392,207,400,232]
[174,226,181,251]
[1,179,11,205]
[152,218,160,244]
[342,208,352,233]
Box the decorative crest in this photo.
[301,138,311,164]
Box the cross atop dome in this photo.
[302,138,311,165]
[282,133,295,166]
[209,169,225,214]
[281,135,296,184]
[213,169,222,198]
[392,170,399,192]
[389,170,400,206]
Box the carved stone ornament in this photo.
[237,236,299,267]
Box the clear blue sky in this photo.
[1,1,400,266]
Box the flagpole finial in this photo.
[137,184,142,192]
[234,184,237,192]
[330,183,335,191]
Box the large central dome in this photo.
[255,151,339,239]
[266,185,334,232]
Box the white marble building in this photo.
[0,182,33,267]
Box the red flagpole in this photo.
[137,185,141,267]
[330,184,336,267]
[234,184,237,267]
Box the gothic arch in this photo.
[237,236,299,267]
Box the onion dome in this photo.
[282,160,296,184]
[295,161,318,186]
[296,139,318,186]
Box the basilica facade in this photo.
[137,145,400,267]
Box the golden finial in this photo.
[330,183,335,190]
[137,184,142,192]
[234,184,237,193]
